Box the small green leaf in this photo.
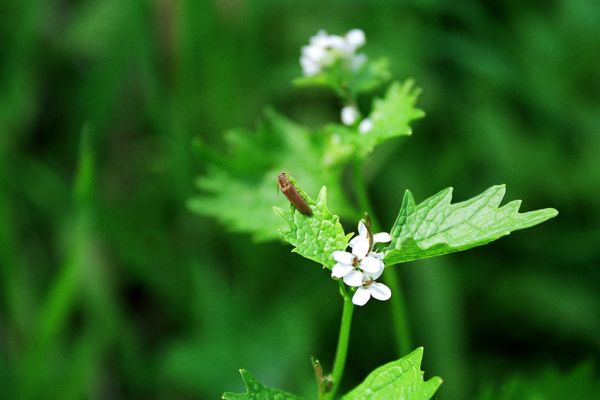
[349,57,391,96]
[222,369,301,400]
[384,185,558,265]
[342,347,442,400]
[356,80,424,158]
[275,186,351,269]
[294,57,390,98]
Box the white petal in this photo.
[363,258,384,279]
[360,256,381,273]
[343,270,364,287]
[349,235,360,248]
[352,287,371,306]
[357,220,368,237]
[372,232,391,243]
[341,106,358,126]
[368,283,392,301]
[364,266,384,281]
[369,251,384,260]
[300,57,320,76]
[358,118,373,134]
[327,35,346,51]
[302,45,325,61]
[346,29,366,49]
[351,239,370,259]
[331,263,354,278]
[310,30,329,46]
[332,251,354,264]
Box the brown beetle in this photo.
[277,172,313,216]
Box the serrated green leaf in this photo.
[356,80,424,158]
[342,348,442,400]
[222,369,301,400]
[384,185,558,265]
[275,186,351,269]
[188,109,352,241]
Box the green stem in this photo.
[352,158,413,356]
[381,268,412,355]
[324,284,354,400]
[352,159,378,225]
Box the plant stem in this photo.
[352,158,413,356]
[351,159,377,227]
[324,284,354,400]
[381,268,412,355]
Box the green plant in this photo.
[191,29,557,399]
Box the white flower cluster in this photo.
[331,220,392,306]
[300,29,374,134]
[300,29,367,77]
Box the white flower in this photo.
[350,250,391,306]
[349,220,391,258]
[300,56,321,76]
[358,118,374,134]
[345,29,366,50]
[331,220,392,305]
[341,105,359,125]
[331,246,377,287]
[352,281,392,306]
[300,29,369,77]
[332,247,391,307]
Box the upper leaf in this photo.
[350,57,392,96]
[342,347,442,400]
[274,186,351,269]
[384,185,558,266]
[188,109,353,241]
[355,80,424,158]
[222,369,301,400]
[319,79,424,163]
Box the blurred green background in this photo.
[1,0,599,399]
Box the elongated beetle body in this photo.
[277,172,313,216]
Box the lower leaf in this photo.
[342,348,442,400]
[222,369,301,400]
